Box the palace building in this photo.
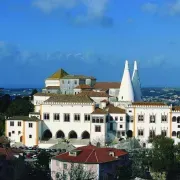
[5,60,180,147]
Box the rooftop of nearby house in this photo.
[93,82,121,91]
[76,91,110,97]
[52,145,127,164]
[91,107,107,114]
[46,86,60,89]
[107,104,126,114]
[131,102,167,106]
[6,116,40,121]
[62,75,96,80]
[0,147,23,160]
[74,84,93,89]
[172,106,180,111]
[46,69,69,80]
[44,94,94,103]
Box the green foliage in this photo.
[37,150,51,170]
[31,89,38,99]
[115,165,132,180]
[6,98,34,117]
[150,135,175,172]
[0,94,11,113]
[0,115,5,136]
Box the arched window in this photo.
[68,131,78,139]
[172,131,176,137]
[177,131,180,138]
[172,116,177,122]
[81,131,90,139]
[56,130,65,138]
[177,117,180,123]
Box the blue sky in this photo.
[0,0,180,87]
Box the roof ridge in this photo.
[85,149,95,163]
[94,151,99,163]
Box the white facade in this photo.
[45,79,60,88]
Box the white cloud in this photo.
[141,2,158,14]
[169,0,180,15]
[32,0,113,27]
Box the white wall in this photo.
[45,79,60,87]
[127,105,171,143]
[6,120,23,143]
[24,121,37,146]
[90,114,106,146]
[41,103,94,139]
[91,97,108,104]
[34,95,51,112]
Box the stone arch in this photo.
[81,131,90,139]
[126,130,133,138]
[177,117,180,123]
[172,131,176,137]
[177,131,180,138]
[42,129,52,140]
[56,130,65,138]
[172,116,177,122]
[68,130,78,139]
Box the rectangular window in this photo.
[129,110,132,113]
[161,115,167,122]
[63,163,67,169]
[53,113,60,121]
[130,116,133,122]
[84,114,91,121]
[18,131,21,135]
[138,129,144,136]
[95,125,101,132]
[8,132,11,137]
[178,125,180,128]
[122,131,125,136]
[29,135,32,138]
[64,113,70,122]
[149,130,156,138]
[62,80,64,84]
[74,114,80,121]
[161,130,167,137]
[120,125,123,128]
[10,121,14,126]
[74,80,77,85]
[92,117,104,123]
[29,123,33,128]
[17,121,21,126]
[43,113,50,120]
[12,131,15,134]
[110,116,113,121]
[115,116,118,121]
[120,117,123,121]
[138,115,144,122]
[150,115,156,123]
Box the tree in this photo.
[6,99,34,117]
[55,164,97,180]
[115,165,132,180]
[31,89,38,100]
[148,135,176,179]
[0,95,11,113]
[0,115,5,136]
[36,150,51,170]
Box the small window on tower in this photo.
[121,96,123,100]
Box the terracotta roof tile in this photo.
[107,104,126,114]
[93,82,121,91]
[62,75,96,80]
[172,106,180,111]
[91,108,107,114]
[77,91,110,97]
[44,94,94,103]
[132,102,167,106]
[74,84,93,89]
[53,145,127,164]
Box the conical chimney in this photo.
[132,61,142,101]
[118,60,134,102]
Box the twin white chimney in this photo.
[118,60,142,102]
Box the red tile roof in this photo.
[107,104,126,114]
[93,82,121,91]
[0,148,23,160]
[54,145,127,164]
[91,108,107,114]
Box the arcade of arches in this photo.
[42,129,52,140]
[56,130,65,138]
